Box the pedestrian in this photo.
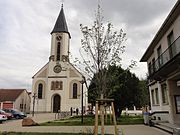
[70,107,73,116]
[76,108,79,115]
[142,105,150,125]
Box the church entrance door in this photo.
[53,94,61,113]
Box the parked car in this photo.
[0,109,14,119]
[0,114,7,123]
[3,109,27,119]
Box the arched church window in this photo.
[73,83,77,99]
[57,42,61,61]
[38,83,43,99]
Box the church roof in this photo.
[51,5,71,38]
[0,89,25,102]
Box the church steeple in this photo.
[51,4,71,38]
[49,4,70,62]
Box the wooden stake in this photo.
[101,104,105,135]
[94,101,98,135]
[105,106,107,124]
[109,106,112,124]
[111,102,118,135]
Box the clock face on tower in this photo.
[56,35,62,41]
[53,64,62,73]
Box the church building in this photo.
[30,5,86,113]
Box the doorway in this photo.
[53,94,61,113]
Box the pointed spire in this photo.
[51,5,71,38]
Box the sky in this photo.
[0,0,177,91]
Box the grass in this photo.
[0,132,112,135]
[117,115,144,125]
[40,115,143,126]
[0,115,140,135]
[40,115,95,126]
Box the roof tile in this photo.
[0,89,25,102]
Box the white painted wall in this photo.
[14,90,31,113]
[31,60,87,113]
[50,33,69,61]
[147,13,180,124]
[147,15,180,62]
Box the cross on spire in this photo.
[61,0,64,8]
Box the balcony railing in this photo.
[149,36,180,76]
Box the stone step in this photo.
[154,123,173,134]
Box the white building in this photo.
[0,89,31,113]
[141,1,180,124]
[31,5,87,113]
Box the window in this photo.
[151,88,159,105]
[152,58,155,72]
[73,83,78,99]
[167,31,174,46]
[59,82,63,90]
[151,90,155,105]
[167,31,175,58]
[55,81,59,89]
[38,83,43,99]
[161,83,169,104]
[51,81,55,90]
[174,95,180,114]
[20,104,23,109]
[51,81,63,90]
[157,46,163,67]
[155,88,159,105]
[57,42,61,61]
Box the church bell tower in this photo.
[49,4,71,63]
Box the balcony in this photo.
[149,36,180,80]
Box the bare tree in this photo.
[73,3,136,99]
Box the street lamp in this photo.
[32,93,37,117]
[80,76,85,124]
